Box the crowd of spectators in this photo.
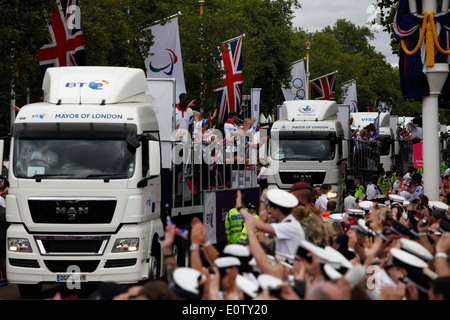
[52,176,450,301]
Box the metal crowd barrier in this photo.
[172,132,259,208]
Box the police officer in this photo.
[225,194,244,244]
[238,202,259,245]
[354,178,365,198]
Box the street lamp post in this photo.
[421,0,450,200]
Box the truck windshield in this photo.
[270,132,336,161]
[12,123,138,180]
[378,135,391,156]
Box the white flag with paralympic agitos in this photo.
[342,79,358,113]
[281,59,308,101]
[144,15,186,102]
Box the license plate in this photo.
[56,274,87,282]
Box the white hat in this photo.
[324,246,354,270]
[257,274,283,291]
[323,264,343,280]
[400,238,433,261]
[359,200,373,211]
[266,189,299,208]
[236,274,260,298]
[299,240,339,265]
[223,244,251,258]
[172,267,206,295]
[390,248,428,269]
[347,209,365,217]
[355,219,378,237]
[389,194,406,203]
[266,254,293,270]
[214,256,241,269]
[275,251,294,265]
[329,213,345,222]
[428,201,449,212]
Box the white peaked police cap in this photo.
[390,248,428,270]
[236,274,260,298]
[400,238,434,261]
[266,189,299,208]
[172,267,206,295]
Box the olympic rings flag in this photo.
[145,16,186,103]
[281,59,308,101]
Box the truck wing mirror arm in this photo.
[137,175,159,188]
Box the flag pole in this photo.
[199,0,205,110]
[151,11,182,26]
[310,70,339,82]
[306,41,310,100]
[223,34,246,44]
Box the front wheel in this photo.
[148,241,161,280]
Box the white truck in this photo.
[3,66,259,296]
[267,100,349,209]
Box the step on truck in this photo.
[2,66,259,296]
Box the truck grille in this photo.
[279,171,326,185]
[44,260,100,273]
[34,235,110,255]
[28,197,116,224]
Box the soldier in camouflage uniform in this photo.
[290,182,329,248]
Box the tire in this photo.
[18,283,42,297]
[149,241,161,280]
[173,237,189,267]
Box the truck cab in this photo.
[4,67,164,295]
[267,100,348,209]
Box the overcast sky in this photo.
[292,0,398,67]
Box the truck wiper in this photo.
[32,174,75,182]
[85,174,130,182]
[281,157,303,162]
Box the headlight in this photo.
[327,191,337,199]
[112,238,139,252]
[8,238,33,253]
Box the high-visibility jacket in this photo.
[354,184,365,198]
[225,208,243,244]
[238,214,259,245]
[321,210,332,219]
[377,176,388,194]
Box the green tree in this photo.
[0,0,56,136]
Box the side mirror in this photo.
[126,135,141,154]
[148,140,160,177]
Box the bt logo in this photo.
[65,80,110,90]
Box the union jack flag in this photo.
[215,36,243,122]
[166,216,189,241]
[37,0,86,75]
[311,72,337,100]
